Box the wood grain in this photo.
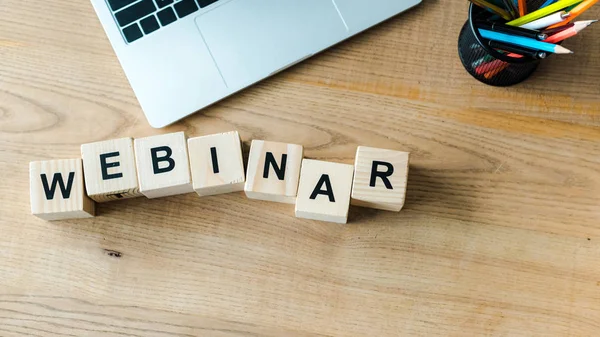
[1,0,600,335]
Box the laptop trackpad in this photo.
[196,0,348,88]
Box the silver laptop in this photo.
[91,0,421,128]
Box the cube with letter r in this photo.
[351,146,410,212]
[29,159,95,221]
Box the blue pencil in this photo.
[478,29,573,54]
[540,0,558,8]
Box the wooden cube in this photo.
[134,132,193,199]
[351,146,410,212]
[81,137,143,202]
[295,159,354,224]
[244,140,303,204]
[188,131,246,197]
[29,159,95,221]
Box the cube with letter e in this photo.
[81,137,142,202]
[351,146,410,212]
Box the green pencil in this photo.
[506,0,583,26]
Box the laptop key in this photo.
[157,7,177,26]
[174,0,199,18]
[155,0,174,8]
[197,0,219,8]
[108,0,138,11]
[122,23,144,43]
[115,0,156,27]
[140,15,160,34]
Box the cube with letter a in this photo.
[351,146,410,212]
[134,131,193,199]
[188,131,246,197]
[29,159,95,221]
[81,137,143,202]
[295,159,354,224]
[244,140,303,204]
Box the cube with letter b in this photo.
[351,146,410,212]
[81,137,143,202]
[244,140,303,204]
[29,159,95,221]
[134,131,193,199]
[188,131,246,197]
[295,159,354,224]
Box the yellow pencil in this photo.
[546,0,599,28]
[506,0,583,26]
[470,0,513,21]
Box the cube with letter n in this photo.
[29,159,95,221]
[351,146,410,212]
[244,140,303,204]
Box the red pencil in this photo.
[544,20,597,43]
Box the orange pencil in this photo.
[518,0,528,16]
[546,0,599,28]
[484,63,510,79]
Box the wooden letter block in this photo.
[244,140,303,204]
[30,159,95,221]
[351,146,410,212]
[188,131,245,197]
[295,159,354,224]
[134,132,193,199]
[81,137,143,202]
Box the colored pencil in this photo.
[501,0,519,18]
[543,20,597,42]
[518,0,528,16]
[539,0,558,8]
[477,21,548,39]
[520,11,570,29]
[546,0,599,28]
[506,0,583,26]
[489,40,548,58]
[471,0,513,20]
[479,29,574,53]
[476,59,506,74]
[542,22,575,34]
[484,63,510,79]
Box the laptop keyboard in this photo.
[108,0,220,43]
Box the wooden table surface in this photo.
[1,0,600,336]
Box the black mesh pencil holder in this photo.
[458,0,547,86]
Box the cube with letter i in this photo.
[295,159,354,224]
[244,140,303,204]
[81,137,143,202]
[188,131,246,197]
[351,146,410,212]
[29,159,95,221]
[134,131,193,199]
